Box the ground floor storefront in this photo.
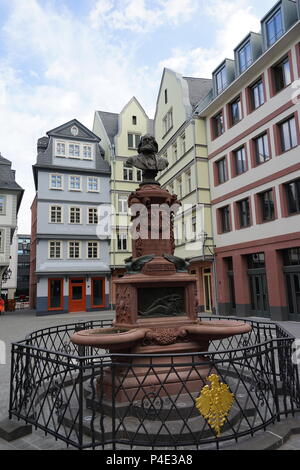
[215,232,300,321]
[35,275,110,316]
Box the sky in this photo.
[0,0,277,233]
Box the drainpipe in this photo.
[110,143,116,311]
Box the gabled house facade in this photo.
[0,154,23,300]
[154,68,216,313]
[93,97,153,305]
[29,119,111,315]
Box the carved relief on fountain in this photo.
[115,286,132,324]
[141,328,190,346]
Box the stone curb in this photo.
[0,418,32,442]
[224,416,300,450]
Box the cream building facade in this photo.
[154,69,215,313]
[93,97,153,305]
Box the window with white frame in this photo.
[0,195,6,215]
[177,177,183,199]
[88,208,98,224]
[83,145,92,159]
[136,169,142,182]
[123,165,133,181]
[50,205,63,223]
[87,176,100,192]
[163,109,173,135]
[87,241,100,259]
[186,170,192,194]
[69,144,80,158]
[117,233,127,251]
[68,241,81,259]
[49,241,62,259]
[69,207,81,224]
[118,195,128,214]
[0,229,4,252]
[54,140,94,160]
[172,142,178,161]
[56,142,66,157]
[49,174,63,190]
[180,133,186,155]
[69,176,82,191]
[128,133,141,149]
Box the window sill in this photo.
[162,126,174,140]
[277,144,298,156]
[253,158,271,168]
[247,102,265,115]
[236,224,252,231]
[271,82,292,98]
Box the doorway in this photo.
[69,278,86,312]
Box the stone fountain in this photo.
[71,134,251,403]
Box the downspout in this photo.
[110,143,116,311]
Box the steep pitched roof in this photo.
[0,154,24,210]
[47,118,101,141]
[97,111,119,144]
[0,154,12,165]
[183,77,213,108]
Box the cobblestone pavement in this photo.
[0,310,300,450]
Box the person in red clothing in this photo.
[0,297,4,314]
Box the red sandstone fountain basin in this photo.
[71,320,252,352]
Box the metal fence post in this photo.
[270,340,281,422]
[78,356,84,450]
[8,343,15,419]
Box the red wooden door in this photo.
[69,278,86,312]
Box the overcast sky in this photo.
[0,0,277,233]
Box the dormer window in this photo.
[69,144,80,158]
[54,139,94,160]
[238,41,252,73]
[56,142,65,157]
[83,145,92,159]
[266,9,284,47]
[216,66,227,95]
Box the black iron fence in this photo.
[9,317,300,450]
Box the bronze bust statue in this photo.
[126,134,168,182]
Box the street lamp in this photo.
[2,268,12,283]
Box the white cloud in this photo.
[89,0,198,32]
[159,0,262,77]
[0,0,161,233]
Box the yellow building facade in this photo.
[154,68,216,313]
[93,97,153,305]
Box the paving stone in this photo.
[0,418,32,441]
